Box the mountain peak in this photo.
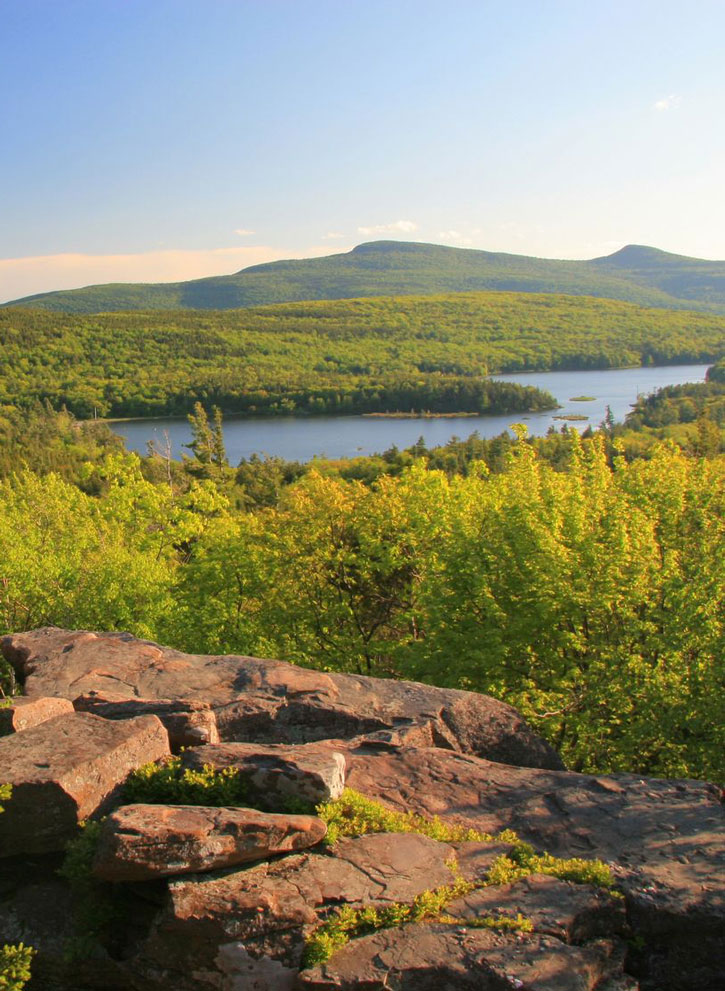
[593,244,699,267]
[351,240,436,254]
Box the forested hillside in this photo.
[0,290,723,417]
[6,240,725,313]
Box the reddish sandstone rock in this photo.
[448,874,627,943]
[0,712,169,856]
[137,833,460,984]
[298,925,628,991]
[92,803,327,881]
[1,628,563,770]
[0,695,73,735]
[73,691,220,751]
[179,742,346,809]
[1,628,722,991]
[340,740,725,990]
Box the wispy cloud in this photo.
[653,94,682,112]
[0,245,330,303]
[322,231,346,240]
[438,229,474,246]
[234,228,256,236]
[357,219,418,236]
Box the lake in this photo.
[111,363,710,463]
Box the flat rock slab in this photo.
[341,740,725,989]
[448,874,627,943]
[138,833,459,982]
[298,925,626,991]
[0,712,169,856]
[180,742,346,809]
[0,696,74,735]
[73,691,220,750]
[93,803,328,881]
[2,628,562,770]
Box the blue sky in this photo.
[2,0,724,300]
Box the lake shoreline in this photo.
[108,363,711,464]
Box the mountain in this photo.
[5,240,725,314]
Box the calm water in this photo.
[111,364,710,464]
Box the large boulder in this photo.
[0,712,170,856]
[73,691,220,751]
[0,695,73,736]
[92,803,328,881]
[1,628,563,770]
[179,742,346,809]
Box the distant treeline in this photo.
[0,290,723,418]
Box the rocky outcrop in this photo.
[2,627,563,769]
[179,742,346,809]
[92,803,328,881]
[0,711,169,856]
[447,875,628,943]
[138,832,463,986]
[340,740,725,991]
[73,692,220,751]
[298,925,631,991]
[0,629,723,991]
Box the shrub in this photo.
[124,756,248,806]
[0,943,34,991]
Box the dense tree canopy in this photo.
[0,291,722,417]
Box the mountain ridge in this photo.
[5,240,725,314]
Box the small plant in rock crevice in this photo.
[58,820,116,961]
[316,787,519,847]
[303,791,617,966]
[0,943,35,991]
[124,756,249,806]
[486,845,616,889]
[302,858,535,968]
[0,791,34,990]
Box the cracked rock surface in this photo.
[0,629,723,991]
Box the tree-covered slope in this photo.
[0,290,722,418]
[6,240,725,314]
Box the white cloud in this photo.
[653,94,682,112]
[234,228,256,236]
[437,229,474,245]
[357,219,418,236]
[0,245,332,303]
[322,231,346,240]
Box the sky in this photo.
[2,0,725,302]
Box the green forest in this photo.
[0,290,723,417]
